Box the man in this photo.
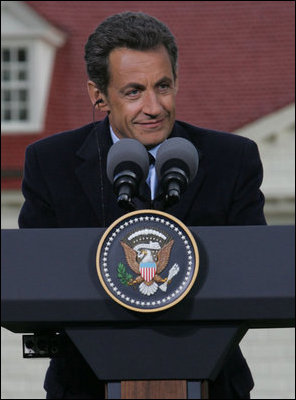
[19,11,266,399]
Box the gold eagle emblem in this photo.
[120,239,176,296]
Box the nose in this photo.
[142,91,162,117]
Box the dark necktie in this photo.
[148,152,155,166]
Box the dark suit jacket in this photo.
[19,117,266,398]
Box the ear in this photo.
[87,81,110,112]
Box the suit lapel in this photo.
[75,118,123,226]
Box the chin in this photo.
[138,131,169,148]
[141,138,164,149]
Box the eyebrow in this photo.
[119,83,145,94]
[119,76,174,93]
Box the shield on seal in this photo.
[140,261,157,282]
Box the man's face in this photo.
[102,46,178,148]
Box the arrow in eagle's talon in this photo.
[159,264,180,292]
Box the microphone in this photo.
[107,139,149,211]
[155,137,199,206]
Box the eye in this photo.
[158,82,171,92]
[126,89,140,98]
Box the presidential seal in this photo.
[96,210,199,312]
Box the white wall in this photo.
[1,328,49,399]
[240,328,295,399]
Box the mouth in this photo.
[135,118,165,129]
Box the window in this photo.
[1,1,66,134]
[1,46,31,124]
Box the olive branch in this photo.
[117,262,133,285]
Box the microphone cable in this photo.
[92,100,106,227]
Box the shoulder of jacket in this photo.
[27,122,97,152]
[175,120,256,147]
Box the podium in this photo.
[1,225,295,399]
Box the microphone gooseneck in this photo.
[155,138,199,206]
[106,139,149,211]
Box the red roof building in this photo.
[1,1,295,190]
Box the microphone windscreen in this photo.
[107,138,149,183]
[155,137,199,182]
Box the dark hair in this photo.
[84,11,178,95]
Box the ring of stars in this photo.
[100,213,195,309]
